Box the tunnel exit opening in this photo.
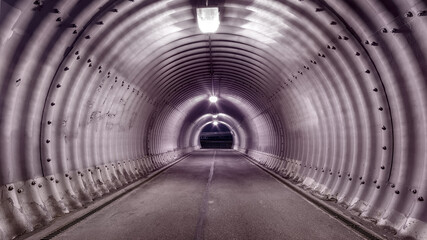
[199,122,233,149]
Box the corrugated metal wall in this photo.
[0,0,426,239]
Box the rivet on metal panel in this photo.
[374,180,377,183]
[77,56,80,60]
[8,186,13,191]
[382,28,387,33]
[111,9,118,12]
[98,66,102,69]
[330,21,337,25]
[50,177,54,181]
[371,42,378,46]
[56,17,62,22]
[47,121,52,125]
[417,11,426,16]
[406,12,413,17]
[31,181,36,185]
[338,175,341,178]
[361,181,365,185]
[359,177,362,180]
[89,64,92,67]
[78,171,81,174]
[64,67,69,71]
[381,166,385,169]
[382,126,386,130]
[332,46,336,50]
[73,30,77,34]
[87,59,91,63]
[322,54,325,58]
[365,40,369,44]
[52,8,60,14]
[343,36,349,40]
[383,146,387,150]
[315,8,324,12]
[46,139,50,143]
[395,190,400,194]
[376,186,380,189]
[338,35,342,39]
[355,52,360,56]
[51,102,55,106]
[17,189,22,193]
[373,88,378,92]
[55,180,59,183]
[56,84,61,88]
[365,70,370,73]
[69,177,72,180]
[327,45,331,49]
[379,107,384,111]
[47,158,51,162]
[96,21,104,25]
[349,178,352,181]
[419,197,424,201]
[65,174,69,177]
[413,189,417,194]
[38,184,42,188]
[75,51,79,55]
[391,184,395,188]
[85,35,90,39]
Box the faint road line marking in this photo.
[195,151,216,240]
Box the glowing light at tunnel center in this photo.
[209,95,218,103]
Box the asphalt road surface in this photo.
[52,149,365,240]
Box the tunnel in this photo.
[199,119,234,149]
[0,0,426,239]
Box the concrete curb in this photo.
[242,154,387,240]
[18,153,191,240]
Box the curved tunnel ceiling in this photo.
[0,0,426,239]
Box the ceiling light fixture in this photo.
[209,95,218,103]
[212,114,218,118]
[213,120,219,126]
[197,7,220,33]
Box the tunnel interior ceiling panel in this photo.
[0,0,426,239]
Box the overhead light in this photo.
[213,120,218,126]
[212,114,218,118]
[209,95,218,103]
[197,7,220,33]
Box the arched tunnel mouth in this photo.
[199,121,233,149]
[0,0,426,239]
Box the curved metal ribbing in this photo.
[0,0,426,239]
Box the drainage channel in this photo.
[241,154,386,240]
[25,154,191,240]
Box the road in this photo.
[51,149,364,240]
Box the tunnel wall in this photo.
[244,1,427,239]
[0,0,426,239]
